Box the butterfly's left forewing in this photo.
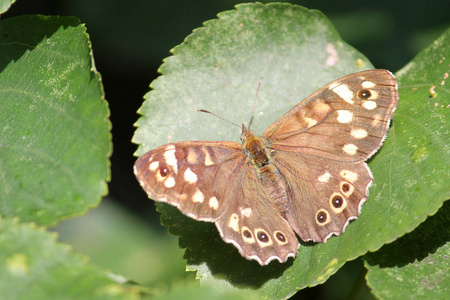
[264,70,398,162]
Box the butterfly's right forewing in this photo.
[134,141,242,221]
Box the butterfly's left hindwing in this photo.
[273,151,372,242]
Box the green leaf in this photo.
[0,218,142,300]
[364,27,450,299]
[133,3,449,299]
[365,201,449,299]
[0,15,111,225]
[150,278,262,300]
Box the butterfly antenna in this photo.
[249,77,263,130]
[197,109,241,129]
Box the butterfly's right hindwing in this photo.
[214,160,299,265]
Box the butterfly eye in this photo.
[316,210,330,225]
[358,89,371,99]
[275,232,286,242]
[331,195,344,208]
[159,165,170,177]
[341,183,350,193]
[257,231,269,242]
[243,229,252,239]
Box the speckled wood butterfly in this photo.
[134,69,398,265]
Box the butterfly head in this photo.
[240,124,271,167]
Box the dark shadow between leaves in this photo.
[158,203,297,288]
[364,199,450,268]
[0,15,80,72]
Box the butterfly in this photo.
[134,69,398,265]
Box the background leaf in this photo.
[0,15,111,225]
[364,27,450,299]
[0,218,142,300]
[134,3,449,299]
[365,201,449,299]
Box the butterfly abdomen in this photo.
[242,127,291,217]
[258,164,290,217]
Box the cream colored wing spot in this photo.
[273,231,288,245]
[255,229,273,247]
[330,83,354,104]
[204,149,214,166]
[304,117,318,128]
[315,209,331,226]
[337,110,353,123]
[163,145,178,173]
[228,213,240,232]
[315,101,331,113]
[163,176,175,188]
[183,167,198,184]
[361,81,376,88]
[240,207,252,218]
[318,172,332,183]
[343,144,358,155]
[192,188,204,203]
[340,170,358,183]
[368,90,379,99]
[241,226,255,244]
[209,197,219,210]
[362,100,377,110]
[149,161,159,172]
[351,128,368,139]
[329,193,348,214]
[186,151,198,165]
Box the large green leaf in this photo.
[364,27,450,299]
[0,218,142,300]
[365,202,449,299]
[0,15,111,225]
[133,3,448,299]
